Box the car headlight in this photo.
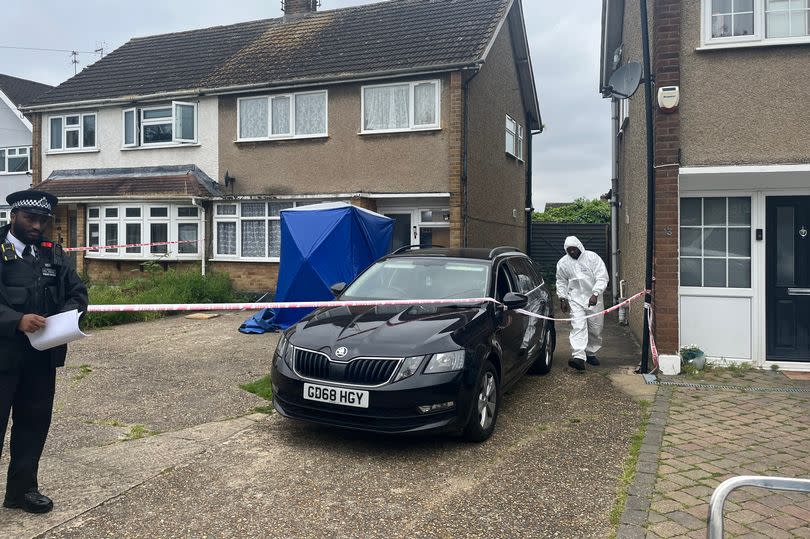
[394,356,424,382]
[424,350,466,374]
[275,333,295,369]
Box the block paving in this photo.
[620,369,810,538]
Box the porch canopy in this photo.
[239,202,394,333]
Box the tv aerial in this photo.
[603,61,643,99]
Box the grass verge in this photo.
[240,375,274,413]
[122,424,157,441]
[609,399,651,537]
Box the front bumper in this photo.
[271,358,478,435]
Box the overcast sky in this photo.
[2,0,610,211]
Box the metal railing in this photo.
[708,475,810,538]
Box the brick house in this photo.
[22,0,540,293]
[0,74,52,227]
[601,0,810,369]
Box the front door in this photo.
[384,213,414,252]
[767,196,810,361]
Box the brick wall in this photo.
[349,196,377,212]
[652,0,682,353]
[84,259,201,282]
[209,261,279,293]
[448,71,464,248]
[31,113,42,186]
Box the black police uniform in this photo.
[0,210,87,508]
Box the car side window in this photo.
[495,263,515,301]
[508,258,535,294]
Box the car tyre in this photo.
[530,324,555,375]
[462,360,499,442]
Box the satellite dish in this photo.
[605,61,643,99]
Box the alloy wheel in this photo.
[477,372,497,429]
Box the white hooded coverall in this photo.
[556,236,609,360]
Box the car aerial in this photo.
[271,246,555,442]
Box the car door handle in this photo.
[788,288,810,296]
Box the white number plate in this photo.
[303,383,369,409]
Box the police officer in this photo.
[0,190,87,514]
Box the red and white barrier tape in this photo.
[64,239,200,252]
[86,290,649,322]
[645,302,660,373]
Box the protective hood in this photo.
[564,236,585,253]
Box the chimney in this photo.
[282,0,319,16]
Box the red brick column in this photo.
[448,71,464,248]
[652,0,682,353]
[30,113,42,185]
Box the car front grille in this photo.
[293,348,401,387]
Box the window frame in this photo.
[213,200,311,262]
[701,0,810,48]
[0,209,9,227]
[47,112,97,153]
[0,146,32,174]
[85,203,202,260]
[137,102,199,146]
[679,196,753,290]
[236,90,329,142]
[505,115,525,160]
[360,79,441,134]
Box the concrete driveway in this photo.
[0,311,648,538]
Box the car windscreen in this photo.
[341,258,491,300]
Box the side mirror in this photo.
[503,292,528,310]
[330,282,346,298]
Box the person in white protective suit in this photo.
[555,236,609,371]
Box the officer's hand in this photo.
[560,298,570,314]
[18,314,46,333]
[589,294,599,307]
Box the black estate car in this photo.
[271,246,555,442]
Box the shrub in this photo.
[83,270,234,329]
[532,198,611,224]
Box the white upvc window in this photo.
[0,209,9,227]
[361,80,441,133]
[0,146,32,174]
[86,203,201,260]
[702,0,810,47]
[48,113,97,152]
[214,200,320,261]
[680,197,752,289]
[237,90,328,141]
[120,102,198,148]
[619,98,630,133]
[505,115,525,160]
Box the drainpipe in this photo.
[192,197,206,277]
[610,99,621,308]
[462,66,482,248]
[525,115,534,255]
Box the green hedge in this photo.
[83,270,235,329]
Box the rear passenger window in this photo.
[509,258,539,294]
[495,264,515,300]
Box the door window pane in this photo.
[386,214,411,250]
[728,228,751,257]
[729,259,752,288]
[728,197,751,225]
[217,222,237,255]
[178,223,198,254]
[150,223,168,253]
[776,206,795,286]
[680,228,702,256]
[704,198,727,226]
[680,199,702,226]
[703,228,727,257]
[704,259,727,287]
[680,258,702,287]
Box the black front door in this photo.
[767,196,810,361]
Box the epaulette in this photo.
[1,242,19,262]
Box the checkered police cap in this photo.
[6,190,58,217]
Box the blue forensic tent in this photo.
[239,202,394,333]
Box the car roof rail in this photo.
[391,244,446,255]
[488,246,523,258]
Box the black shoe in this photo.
[3,490,53,514]
[568,358,585,371]
[586,356,600,366]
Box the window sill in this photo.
[210,257,280,263]
[46,148,100,155]
[698,36,810,51]
[121,143,201,151]
[0,171,32,176]
[234,135,328,143]
[359,127,441,136]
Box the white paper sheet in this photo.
[26,309,89,351]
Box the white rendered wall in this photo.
[41,97,219,180]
